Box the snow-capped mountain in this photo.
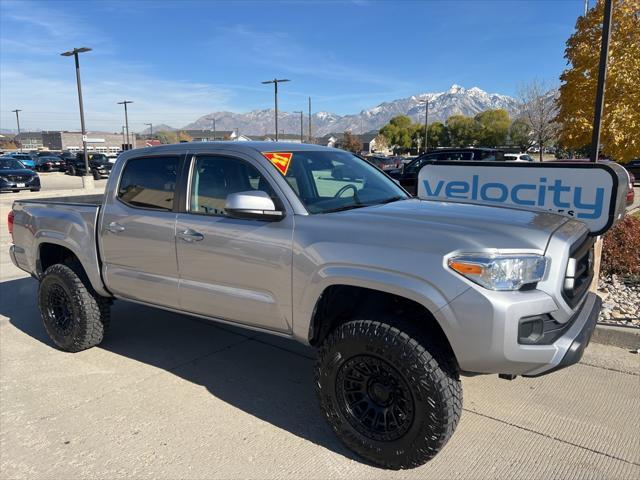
[181,85,518,136]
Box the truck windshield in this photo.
[274,150,408,214]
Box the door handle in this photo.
[177,229,204,242]
[106,222,125,233]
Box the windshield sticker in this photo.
[262,152,293,175]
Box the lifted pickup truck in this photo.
[8,142,601,469]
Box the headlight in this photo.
[448,254,548,291]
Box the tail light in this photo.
[8,211,14,240]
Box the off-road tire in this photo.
[315,319,462,469]
[38,263,111,352]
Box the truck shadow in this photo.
[0,276,359,462]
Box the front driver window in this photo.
[190,155,276,216]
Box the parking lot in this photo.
[0,189,639,480]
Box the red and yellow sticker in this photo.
[262,152,293,175]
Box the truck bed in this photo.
[10,194,109,296]
[16,194,104,206]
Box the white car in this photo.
[505,153,535,162]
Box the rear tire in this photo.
[315,319,462,469]
[93,170,101,180]
[68,165,76,176]
[38,263,111,352]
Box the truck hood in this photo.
[334,198,568,252]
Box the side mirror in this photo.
[225,191,284,221]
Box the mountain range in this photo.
[174,85,518,137]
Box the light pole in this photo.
[11,109,21,152]
[308,97,312,143]
[212,117,216,141]
[60,46,92,188]
[145,123,153,138]
[590,0,612,163]
[419,99,429,153]
[118,100,133,149]
[261,78,290,141]
[293,111,304,143]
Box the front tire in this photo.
[315,319,462,469]
[38,263,111,352]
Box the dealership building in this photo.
[42,131,135,154]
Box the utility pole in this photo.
[121,126,125,146]
[294,111,304,143]
[588,0,613,295]
[261,78,290,141]
[60,47,92,188]
[11,109,21,152]
[308,97,312,144]
[584,0,589,16]
[145,123,153,138]
[590,0,612,163]
[212,117,216,141]
[419,99,429,153]
[118,100,133,149]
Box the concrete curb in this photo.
[593,324,640,350]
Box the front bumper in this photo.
[0,177,40,191]
[440,286,601,377]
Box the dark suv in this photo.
[387,148,504,195]
[67,153,113,179]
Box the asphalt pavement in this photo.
[0,188,639,480]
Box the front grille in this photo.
[6,175,29,182]
[562,234,595,308]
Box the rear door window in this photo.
[118,156,178,211]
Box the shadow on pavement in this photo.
[0,276,358,462]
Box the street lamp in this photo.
[293,111,304,143]
[60,46,92,188]
[419,99,429,153]
[145,123,153,138]
[211,117,216,141]
[308,97,312,144]
[117,100,133,149]
[261,78,290,141]
[11,109,21,152]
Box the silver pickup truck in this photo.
[8,142,601,469]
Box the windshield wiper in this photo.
[376,196,405,205]
[323,204,369,213]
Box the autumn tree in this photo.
[518,80,559,161]
[372,134,389,153]
[475,109,511,147]
[556,0,640,161]
[177,131,193,143]
[156,131,178,144]
[341,131,362,153]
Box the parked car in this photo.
[622,159,640,184]
[363,155,399,170]
[0,157,40,192]
[66,153,113,179]
[387,148,505,195]
[35,156,65,172]
[9,142,601,469]
[504,153,535,162]
[8,153,36,170]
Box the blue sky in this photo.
[1,0,586,132]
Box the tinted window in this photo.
[190,155,276,216]
[0,159,24,169]
[118,156,178,210]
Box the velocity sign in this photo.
[417,161,629,235]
